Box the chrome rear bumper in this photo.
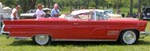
[140,32,150,39]
[1,21,9,38]
[2,31,9,35]
[1,31,10,38]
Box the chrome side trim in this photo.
[9,36,117,41]
[14,37,30,40]
[52,39,116,41]
[12,36,30,38]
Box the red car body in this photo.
[2,18,147,39]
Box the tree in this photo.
[0,0,146,14]
[138,0,141,19]
[47,0,50,8]
[17,0,36,12]
[43,0,46,7]
[3,0,16,7]
[94,0,99,9]
[129,0,133,16]
[142,0,150,6]
[30,0,37,9]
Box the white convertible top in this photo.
[71,9,105,15]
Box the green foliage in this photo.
[0,0,148,8]
[142,0,150,6]
[0,0,149,14]
[2,0,16,7]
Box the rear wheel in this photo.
[33,35,51,45]
[119,30,138,45]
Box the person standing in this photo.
[51,3,60,17]
[11,5,20,20]
[35,4,46,19]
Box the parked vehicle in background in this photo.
[20,8,51,19]
[0,2,11,20]
[142,7,150,19]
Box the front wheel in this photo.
[119,30,138,45]
[33,35,51,45]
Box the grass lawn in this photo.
[0,35,150,51]
[0,19,150,51]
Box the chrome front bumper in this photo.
[0,21,9,38]
[140,32,150,39]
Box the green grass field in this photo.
[0,35,150,51]
[0,21,150,51]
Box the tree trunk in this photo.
[21,0,28,13]
[117,0,121,14]
[50,0,54,8]
[43,0,46,7]
[30,0,36,9]
[129,0,133,16]
[138,0,141,19]
[70,1,73,12]
[94,0,99,9]
[86,0,89,9]
[48,0,50,8]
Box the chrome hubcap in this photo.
[123,31,136,44]
[35,35,49,45]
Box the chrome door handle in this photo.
[73,23,79,25]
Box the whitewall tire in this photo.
[33,35,50,45]
[119,30,138,45]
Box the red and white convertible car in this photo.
[1,9,150,45]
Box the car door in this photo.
[65,11,107,39]
[73,20,107,39]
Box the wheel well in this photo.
[118,29,140,40]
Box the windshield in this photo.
[64,14,74,20]
[96,12,109,20]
